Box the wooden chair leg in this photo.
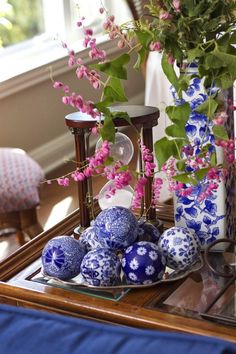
[16,231,27,246]
[20,208,43,240]
[0,211,27,246]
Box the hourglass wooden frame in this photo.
[65,105,159,229]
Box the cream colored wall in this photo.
[0,53,145,153]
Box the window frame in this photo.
[0,0,132,99]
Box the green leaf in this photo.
[111,110,132,126]
[210,151,217,166]
[172,173,197,185]
[213,49,236,76]
[104,156,114,166]
[161,53,180,95]
[204,54,225,69]
[100,115,115,143]
[166,102,191,125]
[91,53,130,79]
[229,31,236,44]
[178,75,191,92]
[165,124,187,138]
[104,78,128,102]
[135,30,152,48]
[94,100,112,115]
[116,165,129,172]
[154,137,178,170]
[195,97,218,118]
[187,47,204,62]
[212,125,229,140]
[134,47,146,70]
[194,168,210,181]
[176,160,186,172]
[215,71,234,89]
[217,33,230,46]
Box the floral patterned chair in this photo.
[0,148,44,245]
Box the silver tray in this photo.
[40,256,203,291]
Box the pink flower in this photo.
[167,53,175,65]
[76,65,88,79]
[132,177,147,209]
[173,0,181,11]
[159,12,172,20]
[53,81,64,89]
[57,177,70,186]
[84,28,93,36]
[152,177,163,205]
[118,40,125,49]
[91,126,98,135]
[83,167,93,177]
[149,41,162,52]
[71,171,85,182]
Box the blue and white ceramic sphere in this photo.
[137,221,161,244]
[158,227,200,270]
[94,206,139,250]
[79,226,101,252]
[42,236,86,280]
[121,241,166,285]
[80,248,121,286]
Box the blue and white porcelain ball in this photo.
[121,241,166,285]
[80,248,121,286]
[94,206,139,250]
[137,221,161,244]
[79,226,101,252]
[41,236,86,280]
[158,227,200,270]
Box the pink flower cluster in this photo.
[213,110,228,125]
[152,177,163,205]
[103,162,133,198]
[216,138,235,165]
[149,41,162,52]
[132,177,147,209]
[103,13,130,49]
[173,0,181,12]
[55,141,110,187]
[197,168,227,202]
[141,143,156,177]
[162,158,193,197]
[53,12,113,118]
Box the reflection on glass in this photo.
[96,132,134,165]
[98,181,134,210]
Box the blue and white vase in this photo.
[171,64,234,250]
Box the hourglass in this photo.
[96,132,134,210]
[65,105,159,228]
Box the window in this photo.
[0,0,132,83]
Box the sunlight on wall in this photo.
[44,196,73,230]
[0,236,19,261]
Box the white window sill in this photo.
[0,37,120,99]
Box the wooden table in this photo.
[0,208,236,343]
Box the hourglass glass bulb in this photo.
[96,132,134,165]
[98,180,134,210]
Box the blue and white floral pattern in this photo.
[94,206,139,250]
[80,248,121,286]
[158,227,200,270]
[171,69,227,249]
[42,236,86,280]
[121,241,166,285]
[79,226,102,252]
[137,221,161,244]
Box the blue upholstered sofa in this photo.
[0,303,235,354]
